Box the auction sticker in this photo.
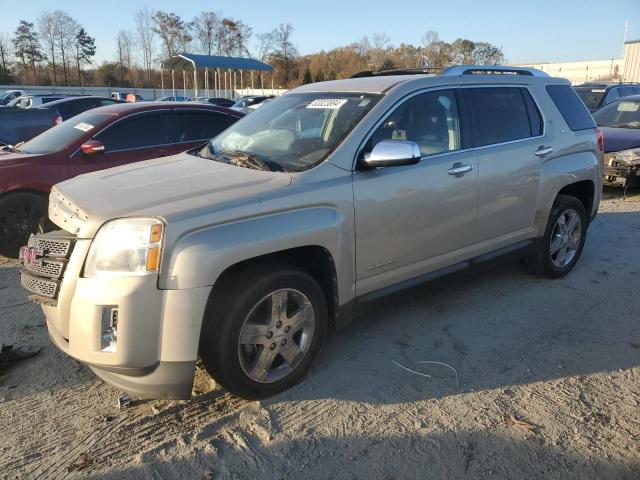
[307,99,347,109]
[73,122,94,132]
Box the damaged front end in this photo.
[603,148,640,187]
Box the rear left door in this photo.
[68,111,171,177]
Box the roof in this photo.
[161,53,273,72]
[293,75,426,94]
[80,101,244,117]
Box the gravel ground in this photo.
[0,189,639,480]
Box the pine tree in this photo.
[74,28,96,86]
[13,20,46,84]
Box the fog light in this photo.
[101,306,118,352]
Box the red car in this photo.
[0,102,243,257]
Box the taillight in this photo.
[53,114,62,126]
[595,127,604,153]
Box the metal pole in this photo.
[171,69,175,97]
[233,70,236,99]
[251,71,254,93]
[240,70,243,97]
[193,67,198,98]
[261,73,264,95]
[224,70,228,98]
[271,71,274,96]
[183,70,186,98]
[161,68,164,96]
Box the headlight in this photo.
[84,218,164,277]
[610,147,640,165]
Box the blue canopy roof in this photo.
[161,53,273,72]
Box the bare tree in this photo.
[38,12,59,84]
[54,11,80,85]
[217,18,252,57]
[115,30,135,86]
[255,32,275,62]
[271,23,298,87]
[372,33,390,51]
[191,11,218,55]
[370,33,391,69]
[0,33,13,82]
[152,11,192,58]
[135,7,155,87]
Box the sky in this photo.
[0,0,637,65]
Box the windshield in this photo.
[7,97,26,108]
[593,99,640,128]
[574,88,605,110]
[19,112,112,154]
[204,92,380,172]
[0,91,15,100]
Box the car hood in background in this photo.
[600,126,640,153]
[52,152,293,237]
[0,150,40,167]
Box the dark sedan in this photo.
[0,102,243,257]
[38,96,124,121]
[593,95,640,187]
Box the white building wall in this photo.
[623,40,640,82]
[514,59,623,84]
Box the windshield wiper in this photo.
[1,145,23,153]
[220,151,273,171]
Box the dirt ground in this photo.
[1,189,639,480]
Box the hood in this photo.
[51,152,292,237]
[601,126,640,153]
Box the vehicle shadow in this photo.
[264,209,640,406]
[90,428,640,480]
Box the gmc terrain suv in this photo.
[19,66,603,400]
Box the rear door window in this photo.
[96,112,169,151]
[463,87,534,147]
[604,88,621,105]
[546,85,596,131]
[620,86,634,97]
[170,111,237,143]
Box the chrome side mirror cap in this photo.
[363,140,421,168]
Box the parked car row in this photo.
[574,82,640,112]
[0,102,243,256]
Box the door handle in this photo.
[448,163,473,176]
[534,146,554,157]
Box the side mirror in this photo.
[80,139,105,156]
[362,140,421,168]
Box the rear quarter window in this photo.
[546,85,596,131]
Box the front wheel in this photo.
[523,194,588,278]
[199,263,328,399]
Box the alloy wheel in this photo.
[549,208,582,268]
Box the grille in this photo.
[21,271,58,299]
[20,230,77,302]
[28,235,73,258]
[22,257,66,279]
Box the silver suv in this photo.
[19,66,603,400]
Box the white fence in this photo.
[0,85,288,101]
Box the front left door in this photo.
[353,89,478,296]
[68,111,171,177]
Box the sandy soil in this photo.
[1,189,639,480]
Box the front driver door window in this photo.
[353,89,479,295]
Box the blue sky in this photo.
[0,0,637,64]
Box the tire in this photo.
[0,192,50,258]
[523,194,588,278]
[199,262,328,399]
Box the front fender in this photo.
[159,207,351,294]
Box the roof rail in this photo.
[441,65,549,77]
[350,67,440,78]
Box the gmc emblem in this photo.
[19,246,44,267]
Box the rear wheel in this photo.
[199,262,328,399]
[523,194,588,278]
[0,192,49,258]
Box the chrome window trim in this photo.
[353,84,547,170]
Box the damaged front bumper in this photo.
[603,153,640,187]
[20,230,211,400]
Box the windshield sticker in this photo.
[307,99,348,109]
[591,89,606,93]
[73,122,94,132]
[618,101,639,112]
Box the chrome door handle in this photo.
[534,146,554,157]
[448,164,473,175]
